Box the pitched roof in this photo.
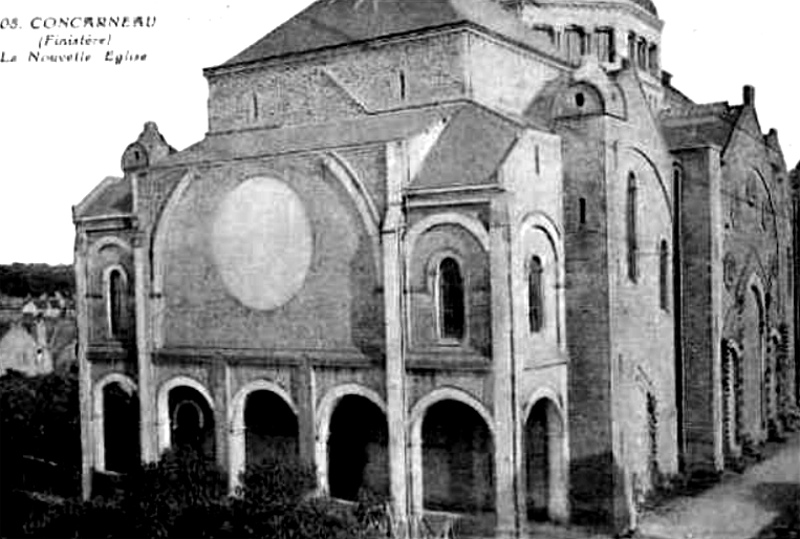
[166,104,465,165]
[216,0,559,68]
[660,103,743,151]
[410,104,520,191]
[74,176,133,219]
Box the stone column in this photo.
[384,141,410,537]
[75,230,93,500]
[490,199,520,538]
[133,231,158,464]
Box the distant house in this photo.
[0,322,52,376]
[0,292,77,376]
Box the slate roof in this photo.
[410,104,519,191]
[661,104,743,152]
[216,0,560,69]
[169,104,466,164]
[76,176,132,218]
[166,102,522,189]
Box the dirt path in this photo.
[638,434,800,539]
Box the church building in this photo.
[73,0,797,536]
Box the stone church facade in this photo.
[73,0,798,535]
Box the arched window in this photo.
[596,28,615,63]
[648,44,659,74]
[659,240,669,310]
[637,38,648,70]
[529,256,544,333]
[438,258,465,340]
[628,33,637,64]
[627,173,638,282]
[564,27,587,63]
[108,268,126,338]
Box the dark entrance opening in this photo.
[328,395,388,501]
[422,400,494,513]
[169,386,215,460]
[103,382,140,473]
[244,390,299,468]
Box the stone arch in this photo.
[406,213,490,263]
[320,152,382,280]
[518,213,565,348]
[766,328,782,431]
[553,81,605,118]
[156,375,215,456]
[150,170,194,347]
[93,373,138,473]
[409,388,495,516]
[102,264,130,339]
[89,236,132,257]
[522,389,568,523]
[742,272,767,441]
[228,380,298,492]
[407,215,491,353]
[722,339,744,455]
[315,384,386,496]
[625,147,673,223]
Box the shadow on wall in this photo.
[349,233,384,360]
[570,452,648,534]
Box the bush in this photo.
[0,365,81,499]
[11,449,372,539]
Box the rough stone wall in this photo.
[605,69,678,504]
[673,146,724,470]
[407,222,491,357]
[557,114,614,523]
[207,32,466,133]
[158,153,384,357]
[719,106,796,435]
[85,230,136,348]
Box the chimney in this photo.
[743,85,755,106]
[661,70,673,87]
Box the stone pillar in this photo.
[384,141,410,537]
[211,361,229,472]
[75,230,93,500]
[133,231,158,464]
[677,145,725,472]
[295,357,317,472]
[490,199,520,538]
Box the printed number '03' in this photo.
[0,18,19,29]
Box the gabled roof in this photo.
[660,103,743,152]
[215,0,559,69]
[73,176,133,220]
[410,104,519,191]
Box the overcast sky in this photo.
[0,0,797,264]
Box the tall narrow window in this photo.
[108,268,125,338]
[628,33,637,65]
[565,27,586,63]
[596,29,615,63]
[659,240,669,310]
[637,38,648,70]
[438,258,465,340]
[528,256,544,333]
[648,44,659,74]
[627,173,638,281]
[579,198,587,226]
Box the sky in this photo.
[0,0,797,264]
